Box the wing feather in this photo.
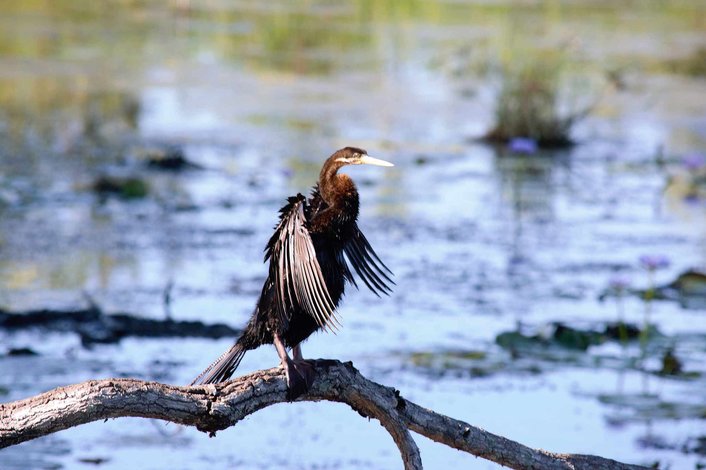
[343,225,394,297]
[297,231,339,332]
[266,194,339,332]
[345,240,387,295]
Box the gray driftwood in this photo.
[0,360,646,470]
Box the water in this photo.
[1,1,705,468]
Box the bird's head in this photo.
[319,147,393,201]
[330,147,394,169]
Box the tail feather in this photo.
[190,342,247,385]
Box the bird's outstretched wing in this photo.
[343,225,394,297]
[265,194,341,332]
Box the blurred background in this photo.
[0,1,705,469]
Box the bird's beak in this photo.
[359,155,394,167]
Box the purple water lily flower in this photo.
[609,274,631,291]
[682,153,705,171]
[639,254,670,270]
[684,194,702,205]
[508,137,538,155]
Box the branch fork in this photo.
[0,360,646,470]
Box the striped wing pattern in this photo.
[343,225,394,297]
[267,194,341,333]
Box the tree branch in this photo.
[0,360,645,470]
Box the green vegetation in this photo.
[485,55,592,148]
[92,175,149,199]
[664,47,706,77]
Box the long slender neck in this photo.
[319,162,345,203]
[318,163,359,220]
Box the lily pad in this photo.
[92,175,149,199]
[496,322,606,352]
[604,322,642,341]
[403,349,519,379]
[552,323,604,350]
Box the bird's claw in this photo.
[284,359,316,400]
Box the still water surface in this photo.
[1,1,705,468]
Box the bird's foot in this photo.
[292,359,316,388]
[283,358,316,400]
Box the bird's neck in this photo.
[318,171,359,221]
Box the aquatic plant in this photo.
[660,348,682,376]
[639,255,671,272]
[683,153,706,200]
[663,152,706,203]
[485,55,592,148]
[92,175,149,199]
[608,274,631,292]
[682,153,705,171]
[638,254,670,362]
[507,137,538,155]
[608,274,631,343]
[664,46,706,77]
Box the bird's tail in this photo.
[190,341,247,385]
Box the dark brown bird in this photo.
[191,147,394,397]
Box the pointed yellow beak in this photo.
[359,155,394,167]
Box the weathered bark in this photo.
[0,360,646,470]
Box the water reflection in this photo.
[493,151,558,262]
[0,80,139,181]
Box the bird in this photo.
[191,147,394,398]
